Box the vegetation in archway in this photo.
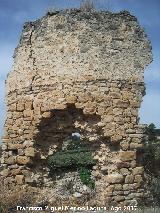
[47,134,97,188]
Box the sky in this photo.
[0,0,160,140]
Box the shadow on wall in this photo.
[34,104,106,154]
[31,104,113,170]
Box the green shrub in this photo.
[48,136,97,171]
[141,124,160,206]
[48,150,97,171]
[142,124,160,174]
[79,167,95,189]
[154,145,160,162]
[150,177,160,205]
[48,135,97,189]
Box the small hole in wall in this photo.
[109,144,120,152]
[136,147,145,165]
[101,170,108,175]
[12,150,18,156]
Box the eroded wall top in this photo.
[7,9,152,93]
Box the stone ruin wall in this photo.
[1,9,152,206]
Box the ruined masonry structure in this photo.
[1,9,152,206]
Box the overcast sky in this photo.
[0,0,160,139]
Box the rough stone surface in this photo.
[119,151,136,161]
[106,174,125,184]
[1,9,152,206]
[133,167,144,175]
[15,175,24,184]
[24,147,35,157]
[16,156,32,165]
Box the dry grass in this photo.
[0,177,38,213]
[0,178,93,213]
[0,176,159,213]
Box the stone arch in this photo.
[25,104,109,186]
[34,103,104,153]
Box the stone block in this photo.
[42,111,52,118]
[130,101,140,108]
[92,170,101,179]
[9,103,16,111]
[0,169,10,177]
[130,160,137,168]
[104,115,113,123]
[113,100,129,108]
[130,143,143,149]
[1,144,7,151]
[112,190,124,196]
[25,101,33,110]
[78,93,92,103]
[17,102,25,111]
[15,175,24,184]
[101,166,108,172]
[122,91,134,101]
[123,184,133,191]
[133,182,142,189]
[66,95,77,104]
[11,168,22,176]
[54,103,67,110]
[132,167,144,175]
[2,138,11,143]
[125,175,134,184]
[8,164,18,169]
[119,151,136,161]
[134,175,143,183]
[25,147,35,157]
[23,140,34,148]
[131,109,138,116]
[25,177,35,183]
[1,157,5,164]
[5,119,13,125]
[120,141,130,151]
[106,174,124,184]
[120,168,130,175]
[16,156,32,165]
[5,156,16,164]
[114,196,125,202]
[105,185,115,196]
[23,110,34,119]
[8,143,23,150]
[110,92,121,99]
[83,102,96,115]
[13,112,23,119]
[114,184,123,191]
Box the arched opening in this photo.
[25,104,111,192]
